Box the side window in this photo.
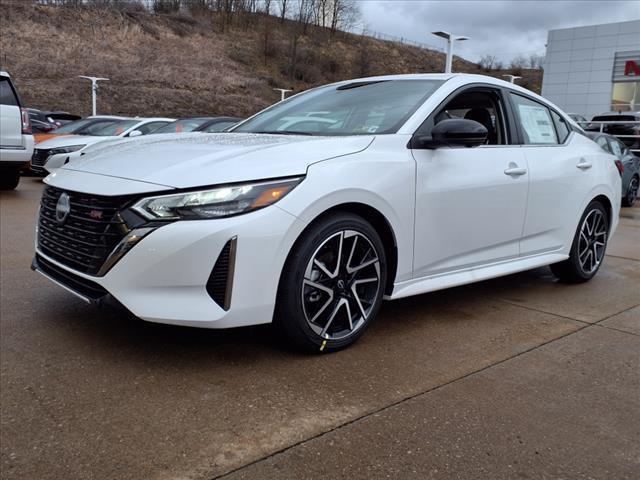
[608,138,623,157]
[0,77,18,106]
[429,89,508,145]
[551,111,570,143]
[510,93,558,145]
[596,136,612,153]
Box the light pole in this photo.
[431,31,469,73]
[502,74,522,84]
[273,88,292,102]
[78,76,109,116]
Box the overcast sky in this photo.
[357,1,640,63]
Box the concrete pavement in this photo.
[1,178,638,480]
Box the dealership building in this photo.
[541,20,640,119]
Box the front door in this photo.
[411,87,529,278]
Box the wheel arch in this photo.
[282,202,399,296]
[592,194,613,229]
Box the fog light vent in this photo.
[206,237,237,310]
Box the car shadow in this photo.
[42,265,559,364]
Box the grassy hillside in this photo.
[0,1,542,118]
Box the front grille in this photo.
[31,149,50,171]
[37,186,131,275]
[206,238,237,310]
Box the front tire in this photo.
[622,175,638,207]
[275,213,387,353]
[550,200,609,283]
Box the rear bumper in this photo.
[0,135,34,163]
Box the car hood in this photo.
[59,133,375,189]
[36,134,118,149]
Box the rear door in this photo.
[0,75,22,148]
[511,93,595,256]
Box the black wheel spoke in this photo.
[302,230,381,341]
[578,209,607,274]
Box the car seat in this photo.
[464,108,497,144]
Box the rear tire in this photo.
[622,175,638,207]
[275,212,387,353]
[550,200,609,283]
[0,169,20,190]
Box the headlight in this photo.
[131,177,303,220]
[49,145,85,155]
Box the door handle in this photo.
[504,163,527,177]
[577,158,592,170]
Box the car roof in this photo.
[594,112,640,117]
[0,71,9,78]
[133,117,175,123]
[87,115,130,120]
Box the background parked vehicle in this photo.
[34,115,125,144]
[568,113,588,125]
[153,116,243,134]
[32,117,174,173]
[28,109,80,129]
[30,118,57,134]
[587,132,640,207]
[0,71,33,190]
[586,112,640,152]
[197,117,243,132]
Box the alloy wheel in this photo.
[302,230,381,341]
[577,208,607,274]
[627,177,639,206]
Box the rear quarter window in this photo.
[551,111,570,143]
[0,77,19,106]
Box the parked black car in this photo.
[152,116,243,134]
[586,111,640,151]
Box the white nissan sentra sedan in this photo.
[33,74,621,352]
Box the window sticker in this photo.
[517,104,557,144]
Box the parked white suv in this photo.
[0,71,34,190]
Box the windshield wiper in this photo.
[250,130,315,136]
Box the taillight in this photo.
[614,159,624,176]
[20,108,32,134]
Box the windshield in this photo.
[201,121,239,133]
[53,118,108,134]
[86,120,139,136]
[154,118,212,134]
[234,79,444,136]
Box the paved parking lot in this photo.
[1,178,639,480]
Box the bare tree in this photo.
[297,0,316,34]
[479,54,497,71]
[509,53,528,70]
[278,0,288,22]
[329,0,359,34]
[528,53,545,70]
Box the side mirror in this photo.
[412,119,488,149]
[128,130,143,138]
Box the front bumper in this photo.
[35,205,306,328]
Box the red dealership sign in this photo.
[624,60,640,76]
